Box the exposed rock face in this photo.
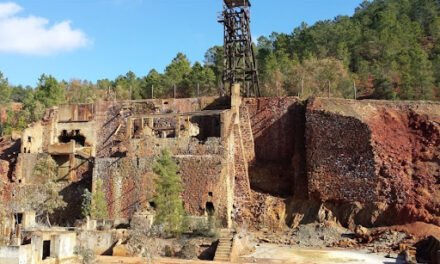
[0,159,10,207]
[0,160,8,184]
[240,97,439,230]
[0,137,20,212]
[0,137,20,182]
[306,98,440,226]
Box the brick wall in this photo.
[94,154,230,225]
[178,155,229,226]
[93,157,155,220]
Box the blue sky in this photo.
[0,0,364,87]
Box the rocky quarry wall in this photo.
[305,98,440,227]
[234,97,439,230]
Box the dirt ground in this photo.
[241,244,405,264]
[96,246,404,264]
[95,221,437,263]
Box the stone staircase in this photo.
[214,229,234,262]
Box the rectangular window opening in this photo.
[42,240,51,260]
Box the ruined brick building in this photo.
[1,84,439,231]
[12,85,248,228]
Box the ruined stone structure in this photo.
[7,85,252,229]
[0,92,439,233]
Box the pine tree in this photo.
[0,71,11,104]
[164,53,192,97]
[91,179,107,220]
[41,181,67,227]
[35,74,65,108]
[33,155,67,226]
[81,180,107,220]
[141,69,165,99]
[81,189,92,218]
[153,150,185,236]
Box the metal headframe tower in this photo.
[219,0,260,97]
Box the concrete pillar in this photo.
[69,153,76,181]
[126,118,133,139]
[231,83,241,124]
[220,113,226,139]
[86,217,97,230]
[12,224,21,246]
[145,118,154,137]
[73,105,78,121]
[22,211,36,229]
[231,84,241,108]
[176,116,181,138]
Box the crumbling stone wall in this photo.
[95,102,124,158]
[8,153,92,225]
[55,122,97,146]
[93,157,153,220]
[21,123,44,154]
[242,97,306,197]
[93,103,229,223]
[14,154,39,184]
[128,97,225,113]
[178,155,229,226]
[131,137,224,157]
[4,98,233,228]
[94,98,227,158]
[94,154,230,226]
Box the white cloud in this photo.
[0,2,90,55]
[0,2,21,18]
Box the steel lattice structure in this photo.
[219,0,260,97]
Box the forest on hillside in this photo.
[1,0,440,135]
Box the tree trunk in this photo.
[46,213,51,227]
